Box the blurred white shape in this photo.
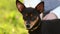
[24,0,41,8]
[12,28,15,32]
[50,6,60,19]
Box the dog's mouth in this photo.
[24,22,33,30]
[26,27,32,30]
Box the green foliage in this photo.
[0,0,28,34]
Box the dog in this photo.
[16,0,60,34]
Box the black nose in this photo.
[26,24,30,28]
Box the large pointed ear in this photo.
[35,1,44,13]
[16,0,26,12]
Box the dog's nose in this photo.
[26,24,30,28]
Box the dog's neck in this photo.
[28,15,42,34]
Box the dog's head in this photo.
[16,0,44,30]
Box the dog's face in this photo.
[16,0,44,30]
[22,8,40,29]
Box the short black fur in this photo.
[16,0,60,34]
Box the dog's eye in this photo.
[25,14,28,16]
[31,18,35,21]
[23,16,27,20]
[32,16,36,18]
[31,16,36,21]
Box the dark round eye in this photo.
[31,16,36,21]
[34,16,36,18]
[23,16,27,20]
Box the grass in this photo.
[0,0,28,34]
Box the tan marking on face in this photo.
[25,14,28,16]
[30,14,33,17]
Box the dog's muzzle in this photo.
[26,21,31,29]
[26,24,30,28]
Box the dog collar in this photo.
[30,22,40,31]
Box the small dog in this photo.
[16,0,60,34]
[16,0,44,34]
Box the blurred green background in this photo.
[0,0,28,34]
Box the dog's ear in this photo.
[16,0,25,12]
[35,1,44,13]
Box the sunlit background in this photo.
[0,0,28,34]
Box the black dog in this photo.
[16,0,60,34]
